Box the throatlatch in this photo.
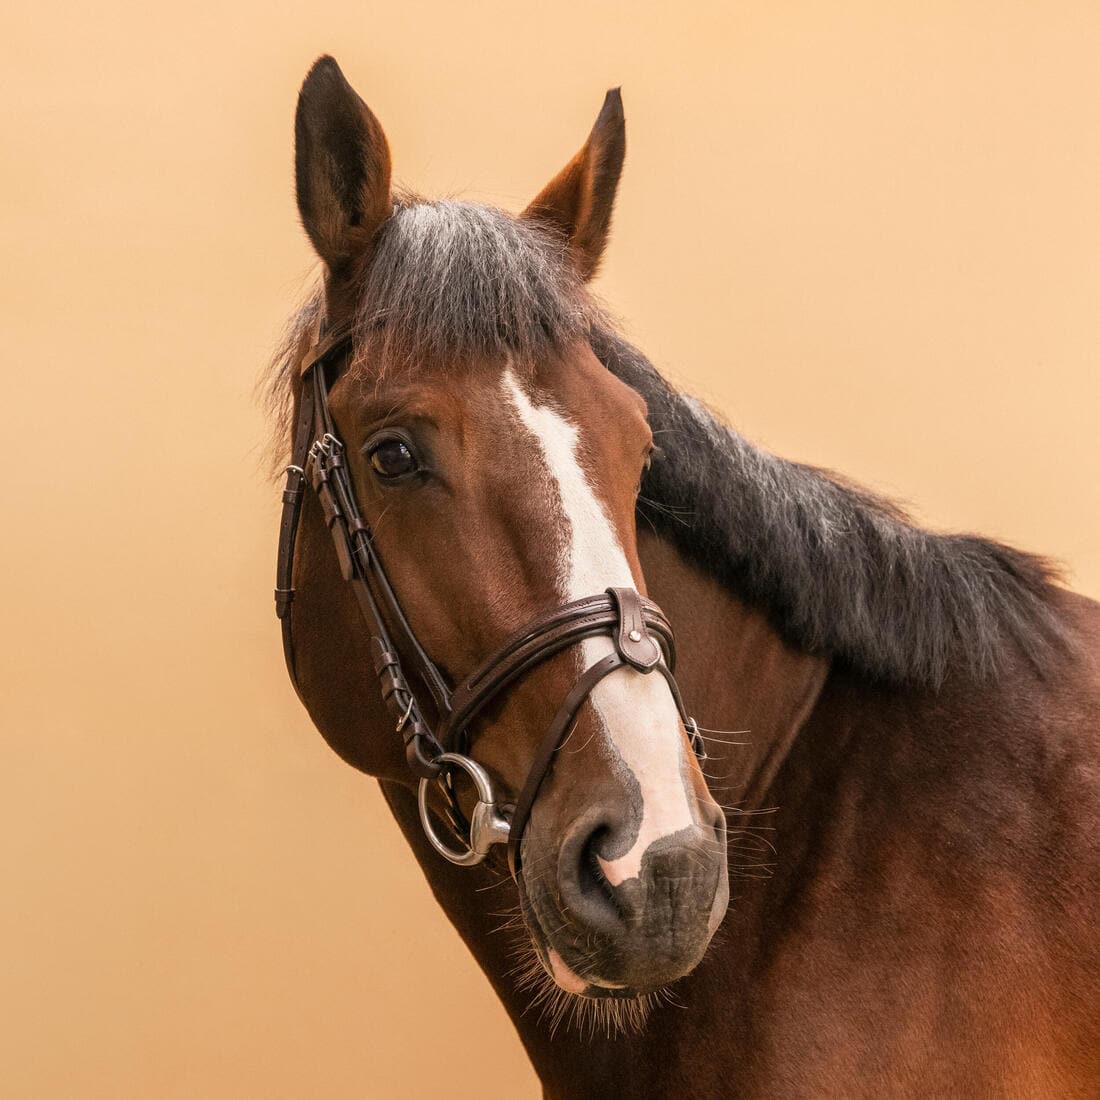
[274,314,705,877]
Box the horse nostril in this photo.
[577,827,620,912]
[558,819,628,936]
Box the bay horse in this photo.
[265,56,1100,1097]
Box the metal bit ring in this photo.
[417,752,512,866]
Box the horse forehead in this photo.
[341,351,646,472]
[443,341,644,416]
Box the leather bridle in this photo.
[274,315,705,878]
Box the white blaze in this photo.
[502,369,694,886]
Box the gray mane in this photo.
[262,200,589,445]
[359,199,590,368]
[263,199,1065,689]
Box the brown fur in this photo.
[272,56,1100,1095]
[370,546,1100,1097]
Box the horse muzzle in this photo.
[520,805,729,994]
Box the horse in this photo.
[264,56,1100,1097]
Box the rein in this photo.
[274,316,705,878]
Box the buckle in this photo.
[308,433,344,484]
[685,716,707,764]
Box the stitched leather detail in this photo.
[608,586,662,670]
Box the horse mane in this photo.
[262,199,1066,690]
[590,325,1066,688]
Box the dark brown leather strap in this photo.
[275,318,351,634]
[299,320,355,376]
[276,321,451,775]
[608,586,662,670]
[504,651,687,877]
[274,362,320,701]
[506,653,622,876]
[305,368,452,776]
[443,593,676,750]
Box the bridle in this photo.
[274,314,705,878]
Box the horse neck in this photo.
[367,530,830,1084]
[634,529,830,811]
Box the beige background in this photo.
[2,2,1098,1097]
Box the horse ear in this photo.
[523,89,626,280]
[294,56,392,277]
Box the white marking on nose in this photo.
[502,369,694,886]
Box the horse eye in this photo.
[369,438,418,479]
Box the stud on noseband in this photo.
[274,315,705,878]
[608,586,663,671]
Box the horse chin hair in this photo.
[506,936,668,1040]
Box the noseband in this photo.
[274,317,705,878]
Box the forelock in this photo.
[353,199,592,372]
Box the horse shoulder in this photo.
[741,591,1100,1095]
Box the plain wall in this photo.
[2,2,1098,1096]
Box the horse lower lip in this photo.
[523,901,600,990]
[582,985,637,1000]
